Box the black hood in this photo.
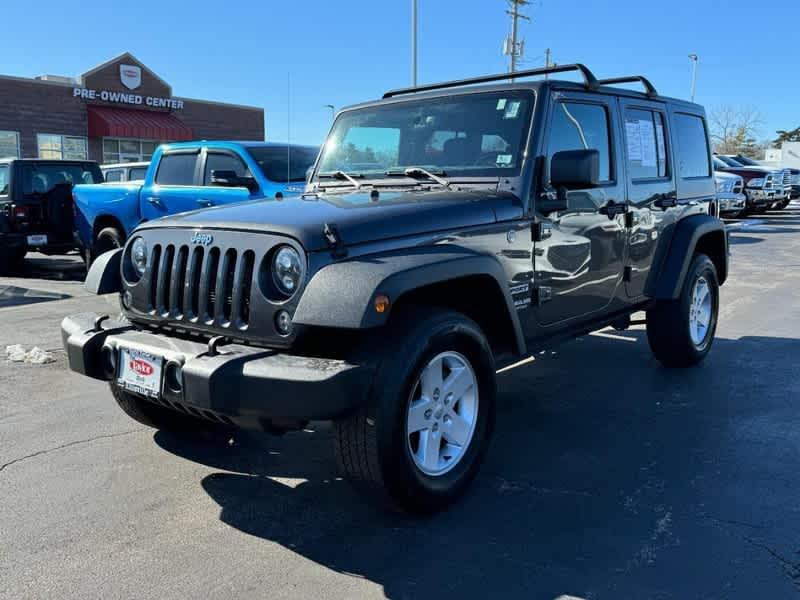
[140,189,520,251]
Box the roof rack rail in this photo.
[382,63,599,99]
[596,76,658,98]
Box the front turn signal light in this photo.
[374,295,390,314]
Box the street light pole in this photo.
[689,53,699,102]
[411,0,418,86]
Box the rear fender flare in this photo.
[648,214,728,299]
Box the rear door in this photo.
[617,98,678,298]
[532,91,627,326]
[140,149,202,220]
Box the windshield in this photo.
[247,146,319,183]
[732,155,759,166]
[316,90,534,181]
[21,163,101,196]
[715,155,743,167]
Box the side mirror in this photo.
[550,149,600,190]
[210,169,259,193]
[538,149,600,215]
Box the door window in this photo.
[155,153,197,186]
[624,109,668,179]
[203,153,250,184]
[0,165,8,196]
[548,102,612,182]
[104,169,123,182]
[129,167,148,181]
[674,114,711,179]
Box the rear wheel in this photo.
[0,247,26,274]
[110,383,205,431]
[646,253,719,368]
[333,307,496,513]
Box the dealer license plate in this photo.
[117,347,163,398]
[26,234,47,246]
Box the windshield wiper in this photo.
[317,170,363,189]
[386,167,451,189]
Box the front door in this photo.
[532,92,627,327]
[617,99,678,298]
[195,149,258,208]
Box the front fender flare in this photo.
[293,247,526,355]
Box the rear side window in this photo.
[104,169,123,183]
[624,108,668,179]
[674,113,711,179]
[204,153,250,184]
[548,102,612,182]
[155,153,197,185]
[0,165,8,196]
[129,167,147,181]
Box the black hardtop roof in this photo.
[341,63,703,114]
[0,158,100,166]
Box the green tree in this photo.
[774,127,800,145]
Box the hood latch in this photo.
[323,222,348,258]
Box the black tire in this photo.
[646,253,719,368]
[333,307,496,514]
[110,383,205,431]
[0,247,26,274]
[90,226,125,265]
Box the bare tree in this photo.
[709,105,764,157]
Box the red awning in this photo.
[87,105,193,141]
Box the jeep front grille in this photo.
[148,243,255,329]
[782,170,791,187]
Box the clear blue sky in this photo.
[1,0,797,146]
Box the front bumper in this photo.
[61,312,375,429]
[716,192,746,215]
[744,187,774,207]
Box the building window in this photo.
[37,134,88,160]
[102,138,159,164]
[0,131,20,159]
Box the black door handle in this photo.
[653,194,677,209]
[598,200,629,219]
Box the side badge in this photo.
[507,230,516,244]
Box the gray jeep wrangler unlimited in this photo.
[62,64,728,513]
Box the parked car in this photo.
[101,162,149,183]
[714,155,788,211]
[714,171,745,218]
[62,64,728,513]
[73,141,319,263]
[0,158,103,272]
[713,156,777,213]
[722,154,798,206]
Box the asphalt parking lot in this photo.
[2,205,800,600]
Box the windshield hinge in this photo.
[323,222,347,258]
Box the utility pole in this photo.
[503,0,530,76]
[688,53,699,102]
[544,47,552,79]
[411,0,418,86]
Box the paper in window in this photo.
[625,120,642,161]
[638,119,657,168]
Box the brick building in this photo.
[0,52,264,164]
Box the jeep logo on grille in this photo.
[191,232,213,246]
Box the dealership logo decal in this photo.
[130,358,154,376]
[119,64,142,90]
[191,232,213,246]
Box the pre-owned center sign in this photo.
[72,87,184,109]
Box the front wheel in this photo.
[333,308,496,513]
[646,253,719,368]
[87,226,125,266]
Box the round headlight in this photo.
[131,237,148,276]
[272,246,303,297]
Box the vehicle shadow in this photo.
[727,234,764,245]
[154,331,800,599]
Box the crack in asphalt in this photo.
[744,536,800,588]
[0,429,145,474]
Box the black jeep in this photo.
[62,64,728,513]
[0,158,103,271]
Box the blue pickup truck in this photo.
[74,141,318,262]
